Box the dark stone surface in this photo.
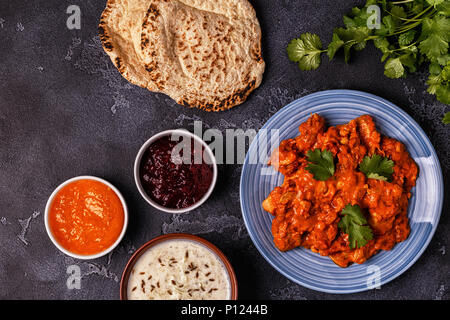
[0,0,448,300]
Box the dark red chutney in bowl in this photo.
[134,130,217,213]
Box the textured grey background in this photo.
[0,0,448,300]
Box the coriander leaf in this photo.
[327,33,345,60]
[443,111,450,124]
[374,37,391,55]
[334,26,371,43]
[286,33,323,71]
[298,53,322,71]
[390,5,407,21]
[436,83,450,103]
[384,57,405,78]
[412,2,424,15]
[343,15,357,28]
[399,50,418,73]
[287,38,305,62]
[436,1,450,16]
[442,62,450,79]
[344,42,355,63]
[428,62,450,102]
[419,33,449,60]
[332,26,371,63]
[427,73,442,94]
[419,16,450,60]
[382,15,396,34]
[305,149,335,181]
[354,40,368,51]
[421,16,450,42]
[301,32,323,52]
[366,173,388,181]
[338,204,374,249]
[349,6,373,27]
[359,154,394,181]
[398,30,416,46]
[437,54,450,66]
[381,52,391,62]
[427,0,444,7]
[429,61,442,75]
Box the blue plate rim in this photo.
[239,89,444,294]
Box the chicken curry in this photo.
[262,114,418,267]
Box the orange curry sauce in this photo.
[262,114,418,267]
[49,179,124,255]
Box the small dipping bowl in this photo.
[120,233,238,300]
[44,176,128,260]
[134,129,218,213]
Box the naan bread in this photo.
[99,0,265,111]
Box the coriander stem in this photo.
[407,5,434,22]
[383,9,411,22]
[389,0,414,4]
[391,41,418,52]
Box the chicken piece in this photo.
[262,187,283,215]
[295,113,325,152]
[356,115,381,153]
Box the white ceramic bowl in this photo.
[44,175,129,260]
[134,129,218,214]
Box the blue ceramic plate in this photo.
[240,90,443,294]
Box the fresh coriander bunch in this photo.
[287,0,450,123]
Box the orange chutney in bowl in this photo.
[48,179,125,255]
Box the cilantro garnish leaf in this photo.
[359,154,394,181]
[305,149,335,181]
[338,204,373,249]
[286,33,323,71]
